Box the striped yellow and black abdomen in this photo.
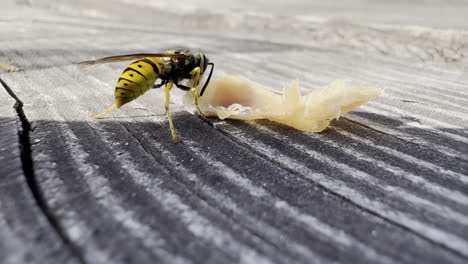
[114,57,163,108]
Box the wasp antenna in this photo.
[75,62,92,69]
[200,63,214,96]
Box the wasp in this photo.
[78,49,214,142]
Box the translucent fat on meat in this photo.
[185,76,383,132]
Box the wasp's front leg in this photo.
[189,66,202,86]
[188,67,205,117]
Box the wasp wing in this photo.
[77,53,185,67]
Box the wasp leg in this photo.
[188,67,206,116]
[189,67,202,86]
[190,87,205,117]
[174,82,205,117]
[164,81,180,142]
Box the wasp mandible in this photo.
[78,49,214,142]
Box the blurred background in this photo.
[4,0,468,67]
[7,0,468,28]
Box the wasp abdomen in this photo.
[114,58,163,108]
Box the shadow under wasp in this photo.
[78,49,214,142]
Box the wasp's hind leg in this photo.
[164,81,180,142]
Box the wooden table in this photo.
[1,1,467,263]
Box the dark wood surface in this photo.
[1,2,467,263]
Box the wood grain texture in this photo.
[0,2,467,264]
[0,78,79,264]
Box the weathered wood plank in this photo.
[9,0,468,66]
[2,57,467,263]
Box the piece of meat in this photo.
[192,76,382,132]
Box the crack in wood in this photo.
[0,78,86,264]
